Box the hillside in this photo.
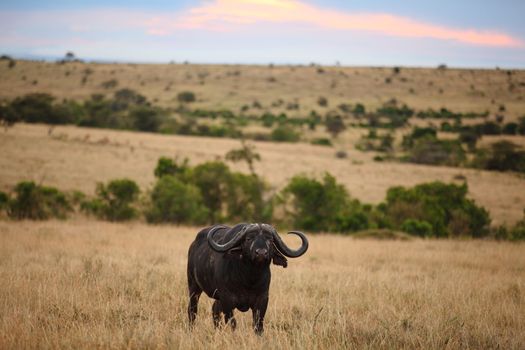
[1,60,524,120]
[1,123,524,225]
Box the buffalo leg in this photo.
[187,277,202,326]
[252,296,268,335]
[223,308,237,330]
[212,300,222,328]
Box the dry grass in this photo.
[0,220,524,349]
[2,123,525,225]
[1,61,524,119]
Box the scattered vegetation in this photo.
[81,179,140,221]
[5,181,71,220]
[1,157,520,239]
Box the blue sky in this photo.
[1,0,524,68]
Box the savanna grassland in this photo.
[1,60,525,117]
[1,220,524,349]
[1,123,524,225]
[1,60,525,349]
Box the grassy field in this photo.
[1,60,524,120]
[1,60,525,347]
[0,220,524,349]
[2,123,524,225]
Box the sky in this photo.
[1,0,524,68]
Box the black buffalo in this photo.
[187,223,308,334]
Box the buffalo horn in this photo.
[272,229,309,258]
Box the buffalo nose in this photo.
[255,248,268,257]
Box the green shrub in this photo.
[177,91,196,103]
[401,219,433,237]
[476,121,501,135]
[271,125,300,142]
[325,115,346,138]
[154,156,189,178]
[409,138,465,166]
[337,210,370,232]
[80,95,126,129]
[280,173,366,233]
[191,161,232,221]
[459,129,480,150]
[353,103,366,116]
[0,191,9,213]
[225,140,261,175]
[113,88,147,110]
[227,173,270,222]
[10,93,73,125]
[473,141,525,173]
[146,175,208,224]
[151,158,269,223]
[8,181,71,220]
[0,104,18,129]
[83,179,139,221]
[130,106,163,132]
[383,182,490,237]
[402,127,437,149]
[502,122,518,135]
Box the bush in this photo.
[459,129,480,150]
[113,89,147,110]
[146,175,208,224]
[0,191,9,214]
[409,138,465,166]
[383,182,490,237]
[154,157,189,178]
[318,96,328,107]
[83,179,139,221]
[401,219,433,237]
[502,122,518,135]
[191,162,231,222]
[10,93,73,125]
[280,173,367,233]
[0,104,18,128]
[227,173,270,222]
[325,115,346,138]
[8,181,71,220]
[353,103,366,116]
[402,127,437,149]
[177,91,196,103]
[130,106,163,132]
[271,125,300,142]
[151,158,269,223]
[473,141,525,173]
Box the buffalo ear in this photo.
[226,246,243,260]
[272,249,288,268]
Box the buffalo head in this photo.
[207,223,309,267]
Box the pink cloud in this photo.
[144,0,523,47]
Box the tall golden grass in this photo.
[1,220,524,349]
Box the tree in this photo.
[177,91,196,103]
[325,115,346,138]
[146,176,208,224]
[225,139,261,175]
[82,179,140,221]
[0,104,18,130]
[65,51,75,61]
[130,106,162,132]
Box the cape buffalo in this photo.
[187,223,309,334]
